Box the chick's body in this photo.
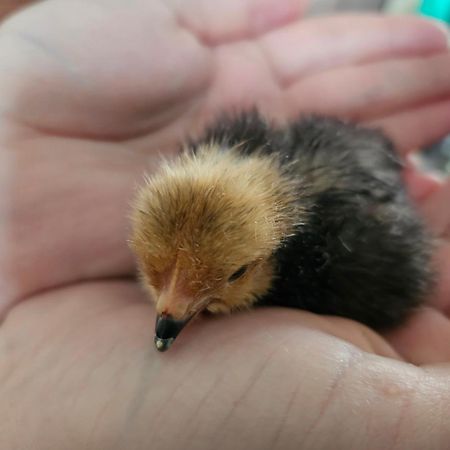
[131,112,432,349]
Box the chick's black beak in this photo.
[154,313,194,352]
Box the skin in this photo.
[1,0,450,448]
[0,0,30,19]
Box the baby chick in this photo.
[130,112,433,352]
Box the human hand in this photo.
[1,1,450,448]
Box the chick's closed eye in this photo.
[130,111,433,352]
[228,265,248,282]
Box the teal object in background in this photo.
[419,0,450,23]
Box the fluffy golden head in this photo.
[130,144,302,321]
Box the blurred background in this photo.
[0,0,449,175]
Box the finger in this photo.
[0,0,33,21]
[367,99,450,153]
[419,179,450,238]
[169,0,306,45]
[260,15,448,86]
[402,158,445,202]
[430,242,450,314]
[401,167,450,315]
[284,53,450,124]
[384,307,450,365]
[417,181,450,315]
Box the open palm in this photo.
[1,1,450,448]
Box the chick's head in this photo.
[130,145,300,340]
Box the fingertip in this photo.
[400,16,450,52]
[404,154,446,202]
[424,18,450,48]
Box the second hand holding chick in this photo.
[130,112,433,352]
